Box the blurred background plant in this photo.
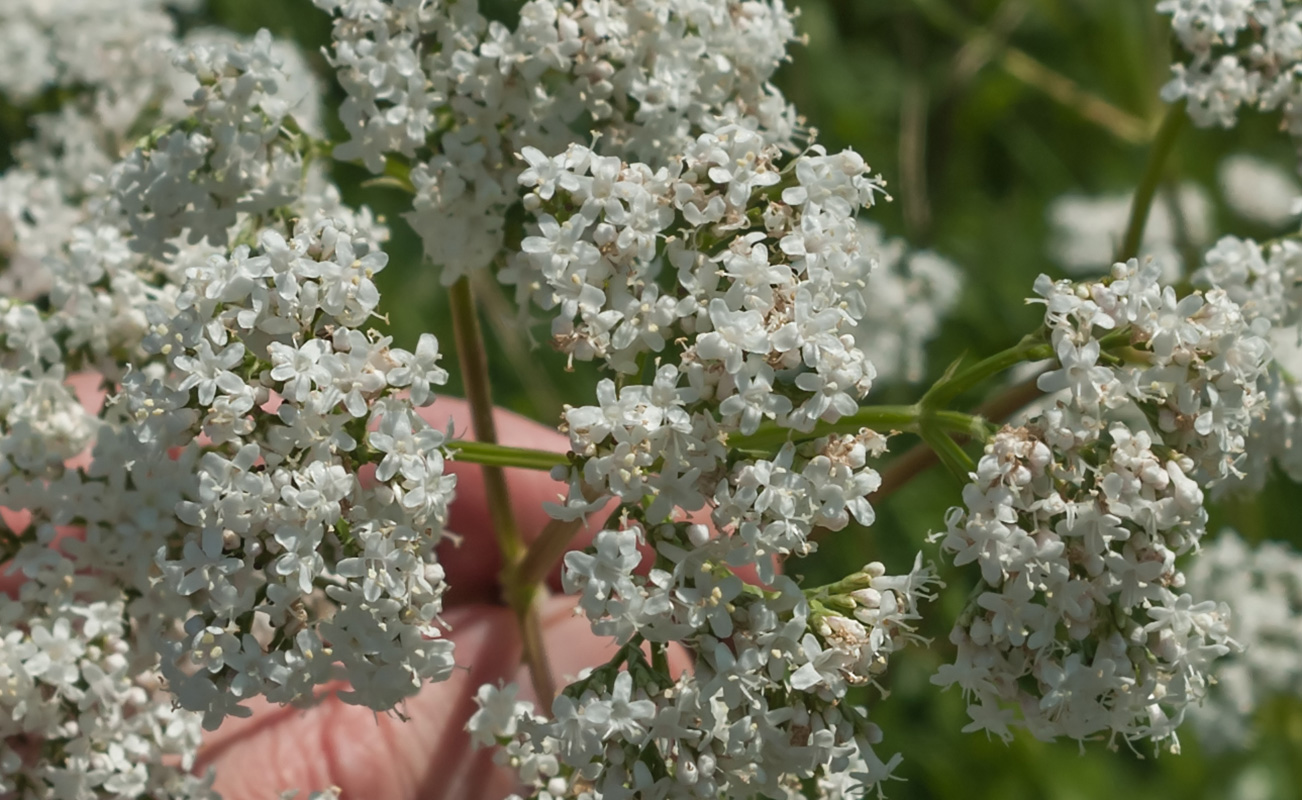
[6,0,1298,796]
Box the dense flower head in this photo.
[510,127,886,418]
[509,121,896,605]
[475,553,939,799]
[1183,530,1302,751]
[109,29,313,256]
[0,2,930,795]
[477,61,956,794]
[316,0,803,282]
[1033,258,1270,484]
[935,257,1271,748]
[1159,0,1302,144]
[1,24,454,795]
[1190,235,1302,491]
[936,422,1236,747]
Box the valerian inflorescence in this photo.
[2,1,1302,799]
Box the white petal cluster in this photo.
[133,215,456,723]
[109,29,314,256]
[2,28,456,794]
[0,0,188,300]
[9,0,1302,795]
[0,0,197,101]
[852,222,964,383]
[474,553,938,799]
[0,6,325,327]
[1196,235,1302,340]
[477,75,946,794]
[936,424,1234,747]
[1159,0,1302,136]
[0,593,217,799]
[1183,530,1302,751]
[1046,184,1212,279]
[518,125,890,566]
[1035,258,1270,483]
[315,0,801,281]
[0,0,183,150]
[1218,153,1302,228]
[935,258,1270,748]
[517,126,885,425]
[1193,235,1302,490]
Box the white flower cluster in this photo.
[852,222,963,383]
[1193,235,1302,490]
[0,591,218,799]
[472,550,938,799]
[0,1,325,307]
[1183,530,1302,751]
[935,258,1270,748]
[1218,153,1302,228]
[512,123,892,572]
[1158,0,1302,136]
[0,0,183,301]
[132,214,457,724]
[315,0,801,281]
[110,29,319,257]
[1046,183,1212,279]
[2,26,457,796]
[1038,258,1269,482]
[473,119,954,794]
[0,0,188,156]
[515,125,886,420]
[0,0,197,102]
[11,0,1302,796]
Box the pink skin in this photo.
[5,374,770,798]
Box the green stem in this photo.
[450,277,522,565]
[919,424,976,484]
[921,334,1053,410]
[909,0,1150,143]
[1117,102,1186,263]
[931,409,996,439]
[732,404,991,452]
[448,440,568,471]
[732,405,920,450]
[449,277,553,706]
[517,515,588,590]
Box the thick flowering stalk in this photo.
[935,258,1270,748]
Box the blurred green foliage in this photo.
[25,0,1301,795]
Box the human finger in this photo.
[199,593,692,800]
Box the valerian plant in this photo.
[1,0,1302,798]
